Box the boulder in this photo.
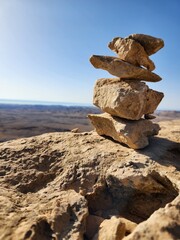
[93,216,126,240]
[128,33,164,56]
[93,78,164,120]
[88,113,160,149]
[108,37,155,71]
[89,55,161,82]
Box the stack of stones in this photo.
[88,34,164,149]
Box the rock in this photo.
[144,114,156,119]
[0,189,88,240]
[85,215,104,239]
[108,37,155,71]
[71,128,79,133]
[90,55,161,82]
[88,113,160,149]
[106,166,178,221]
[117,218,137,235]
[93,78,164,120]
[123,195,180,240]
[128,33,164,56]
[0,119,179,239]
[93,216,126,240]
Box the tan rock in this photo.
[85,215,104,239]
[0,119,179,239]
[0,189,88,240]
[128,33,164,55]
[93,78,164,120]
[123,195,180,240]
[90,55,161,82]
[118,218,137,235]
[88,113,160,149]
[105,164,178,221]
[108,37,155,71]
[93,216,126,240]
[71,128,79,133]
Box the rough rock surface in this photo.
[128,33,164,56]
[93,78,164,120]
[124,195,180,240]
[108,37,155,71]
[90,55,161,82]
[86,215,104,239]
[0,119,179,239]
[93,216,126,240]
[93,216,137,240]
[88,113,160,149]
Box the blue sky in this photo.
[0,0,180,110]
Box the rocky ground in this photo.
[0,118,179,239]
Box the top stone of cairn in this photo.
[128,33,164,56]
[90,33,164,82]
[108,37,155,71]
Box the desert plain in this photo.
[0,103,179,142]
[0,104,100,142]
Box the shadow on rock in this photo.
[137,136,180,170]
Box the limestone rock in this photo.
[94,217,137,239]
[118,218,137,235]
[88,113,160,149]
[0,189,88,240]
[93,78,164,120]
[93,216,126,240]
[90,55,161,82]
[0,119,179,239]
[128,33,164,56]
[123,195,180,240]
[85,215,104,239]
[106,166,178,221]
[71,128,79,133]
[108,37,155,71]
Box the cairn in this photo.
[88,34,164,149]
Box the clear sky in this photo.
[0,0,180,110]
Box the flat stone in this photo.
[108,37,155,71]
[93,78,164,120]
[128,33,164,56]
[89,55,161,82]
[88,113,160,149]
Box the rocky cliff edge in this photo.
[0,120,179,240]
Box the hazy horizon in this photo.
[0,98,179,111]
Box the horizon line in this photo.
[0,98,93,107]
[0,98,179,111]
